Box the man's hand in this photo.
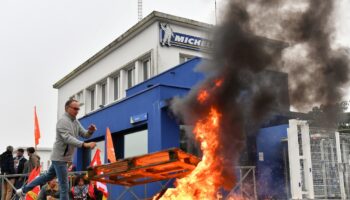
[83,142,96,149]
[88,124,97,133]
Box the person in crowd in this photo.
[23,147,41,174]
[16,99,97,199]
[0,145,16,200]
[14,148,27,189]
[88,181,103,200]
[37,178,60,200]
[71,175,89,200]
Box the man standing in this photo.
[14,148,27,191]
[23,147,40,174]
[1,145,16,200]
[17,99,97,199]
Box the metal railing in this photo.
[113,166,257,200]
[0,171,86,200]
[1,166,257,200]
[225,166,257,200]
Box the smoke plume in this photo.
[170,0,349,193]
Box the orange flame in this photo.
[215,79,223,87]
[157,79,243,200]
[159,107,228,200]
[197,90,209,103]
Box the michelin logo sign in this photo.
[159,23,211,51]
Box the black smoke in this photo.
[170,0,349,192]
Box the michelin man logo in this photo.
[160,23,174,46]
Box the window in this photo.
[91,141,105,164]
[76,91,84,105]
[124,129,148,158]
[101,83,106,106]
[180,54,195,64]
[90,89,95,111]
[127,67,135,89]
[143,59,151,81]
[113,76,119,100]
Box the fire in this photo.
[159,107,221,200]
[197,90,209,103]
[215,79,223,87]
[157,79,243,200]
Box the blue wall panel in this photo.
[256,124,288,199]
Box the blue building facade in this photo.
[75,57,205,198]
[73,57,293,199]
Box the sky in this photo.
[0,0,349,152]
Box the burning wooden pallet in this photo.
[87,148,200,186]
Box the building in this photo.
[53,11,212,119]
[53,11,212,198]
[52,9,343,200]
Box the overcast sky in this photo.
[0,0,349,152]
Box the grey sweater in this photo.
[50,113,93,162]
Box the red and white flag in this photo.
[91,149,108,198]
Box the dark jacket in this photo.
[0,150,15,175]
[14,156,27,174]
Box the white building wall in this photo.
[37,148,52,171]
[57,20,208,118]
[57,22,159,118]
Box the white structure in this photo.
[53,11,211,118]
[288,120,350,199]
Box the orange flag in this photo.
[26,167,40,200]
[91,149,108,198]
[106,127,116,163]
[34,106,41,147]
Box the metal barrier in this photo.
[113,166,257,200]
[1,167,257,200]
[0,171,86,200]
[225,166,257,200]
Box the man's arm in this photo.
[57,119,84,147]
[78,121,96,139]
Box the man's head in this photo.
[16,148,24,157]
[65,99,80,118]
[6,145,13,152]
[48,178,57,188]
[26,147,35,156]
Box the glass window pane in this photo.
[143,59,150,81]
[114,76,119,100]
[90,89,95,111]
[127,68,135,89]
[101,83,106,105]
[124,129,148,158]
[91,141,105,164]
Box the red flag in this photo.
[91,149,108,198]
[106,127,116,163]
[26,167,40,200]
[34,106,41,147]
